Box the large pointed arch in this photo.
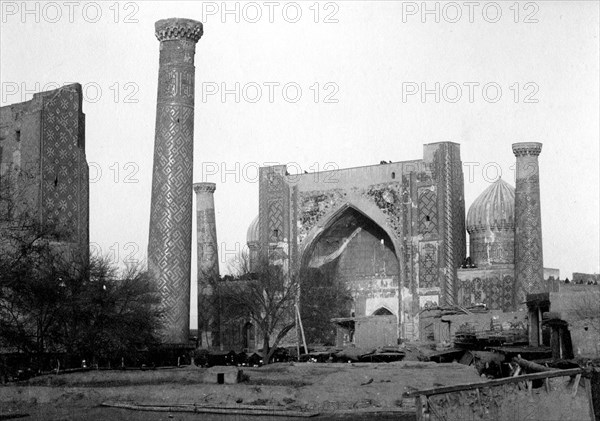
[297,195,407,343]
[299,196,404,272]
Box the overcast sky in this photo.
[1,1,598,327]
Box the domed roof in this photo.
[246,215,259,244]
[466,178,515,233]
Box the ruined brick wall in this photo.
[573,272,600,284]
[424,373,593,421]
[0,84,89,260]
[551,284,600,358]
[431,310,526,343]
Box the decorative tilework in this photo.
[40,86,88,253]
[147,22,202,345]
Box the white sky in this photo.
[1,1,598,327]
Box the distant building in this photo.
[572,272,600,284]
[544,268,560,281]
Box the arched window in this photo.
[373,307,393,316]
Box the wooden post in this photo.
[415,394,428,421]
[295,304,308,356]
[538,307,543,345]
[584,378,596,421]
[571,373,581,397]
[295,308,301,360]
[559,328,563,359]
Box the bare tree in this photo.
[220,252,297,364]
[1,169,162,369]
[299,266,353,346]
[196,269,221,348]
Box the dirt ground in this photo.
[0,361,486,420]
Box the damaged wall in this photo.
[550,283,600,358]
[427,310,526,344]
[0,84,89,260]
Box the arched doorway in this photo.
[373,307,394,316]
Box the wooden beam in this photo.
[403,368,584,397]
[415,395,427,421]
[513,356,558,373]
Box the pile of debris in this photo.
[299,346,406,363]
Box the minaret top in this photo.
[155,18,203,43]
[193,182,216,194]
[512,142,542,157]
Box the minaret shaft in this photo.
[512,142,544,304]
[148,18,203,345]
[194,182,219,347]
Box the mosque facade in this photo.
[247,142,467,341]
[245,141,548,344]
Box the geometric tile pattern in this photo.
[513,143,544,305]
[418,188,438,236]
[148,102,195,345]
[258,166,290,265]
[419,243,438,289]
[432,143,465,305]
[268,199,283,241]
[40,85,89,252]
[457,273,516,312]
[148,21,202,345]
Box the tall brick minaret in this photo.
[194,182,219,347]
[148,18,203,345]
[512,142,544,304]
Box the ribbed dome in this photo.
[466,178,515,233]
[246,215,259,244]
